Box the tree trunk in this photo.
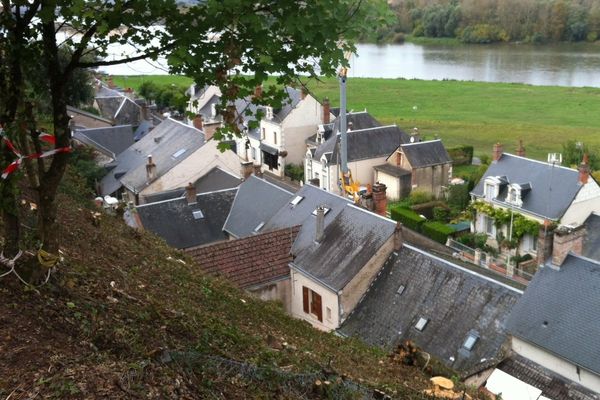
[0,179,20,259]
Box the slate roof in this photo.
[471,153,584,220]
[262,184,351,251]
[72,125,134,158]
[66,105,113,127]
[222,175,294,238]
[339,245,521,374]
[313,123,410,164]
[113,97,142,126]
[96,96,123,120]
[398,139,451,168]
[188,226,300,289]
[374,163,412,178]
[506,253,600,375]
[136,188,236,249]
[141,166,241,204]
[99,118,205,196]
[582,213,600,262]
[497,355,600,400]
[291,205,396,291]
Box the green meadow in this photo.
[113,75,600,160]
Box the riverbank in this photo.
[113,76,600,161]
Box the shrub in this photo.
[447,145,473,166]
[457,232,488,249]
[390,206,426,231]
[433,206,450,222]
[447,184,470,210]
[409,190,432,205]
[422,221,454,244]
[587,31,598,42]
[479,154,490,165]
[284,163,304,182]
[459,24,508,44]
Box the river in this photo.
[99,42,600,88]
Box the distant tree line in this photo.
[377,0,600,43]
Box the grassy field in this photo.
[112,75,600,160]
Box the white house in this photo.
[304,111,409,195]
[470,143,600,261]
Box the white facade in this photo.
[238,93,327,178]
[512,336,600,393]
[290,268,340,331]
[561,178,600,226]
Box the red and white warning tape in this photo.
[0,130,71,179]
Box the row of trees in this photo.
[0,0,388,281]
[385,0,600,43]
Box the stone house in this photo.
[374,139,452,200]
[304,111,409,194]
[470,143,600,262]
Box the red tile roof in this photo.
[187,226,300,289]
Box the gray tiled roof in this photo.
[583,213,600,262]
[374,163,412,178]
[312,111,381,161]
[498,355,600,400]
[73,125,134,158]
[136,188,237,249]
[66,105,113,126]
[471,154,583,220]
[96,96,123,120]
[399,139,451,168]
[141,166,241,204]
[506,254,600,375]
[99,118,205,196]
[292,205,395,291]
[314,124,410,164]
[222,175,294,238]
[339,245,521,374]
[114,97,142,126]
[263,184,351,248]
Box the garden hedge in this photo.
[421,221,455,244]
[390,206,426,231]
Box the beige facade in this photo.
[138,140,241,202]
[512,336,600,393]
[247,278,291,313]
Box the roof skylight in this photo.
[172,148,187,158]
[311,207,330,216]
[415,317,428,332]
[463,334,478,351]
[290,195,304,206]
[396,285,405,295]
[254,222,265,232]
[192,210,204,220]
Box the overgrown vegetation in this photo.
[383,0,600,44]
[284,163,305,182]
[138,81,188,114]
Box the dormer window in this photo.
[266,107,273,120]
[484,176,504,201]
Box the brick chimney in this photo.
[253,163,262,177]
[141,103,149,121]
[185,182,197,205]
[323,98,330,125]
[301,86,308,100]
[193,114,203,131]
[240,161,253,180]
[394,221,403,252]
[516,139,526,157]
[579,153,590,185]
[492,142,503,163]
[253,85,263,99]
[372,182,387,217]
[315,206,325,243]
[552,225,585,266]
[145,155,157,182]
[536,224,554,266]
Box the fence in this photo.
[446,239,535,285]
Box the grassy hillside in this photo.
[113,75,600,160]
[0,169,478,399]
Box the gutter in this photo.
[289,262,340,295]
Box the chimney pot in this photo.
[323,97,330,125]
[146,155,157,182]
[372,182,388,217]
[253,163,262,177]
[185,182,197,205]
[579,153,590,185]
[516,139,526,157]
[394,221,403,251]
[193,114,204,131]
[492,142,503,162]
[241,161,253,180]
[315,206,325,242]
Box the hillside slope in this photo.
[0,172,480,399]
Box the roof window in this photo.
[192,210,204,220]
[254,222,265,232]
[290,195,304,206]
[462,333,478,351]
[172,148,187,158]
[311,207,330,216]
[396,285,405,295]
[415,317,428,332]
